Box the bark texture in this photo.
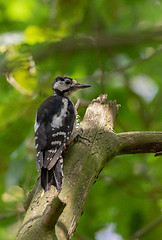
[16,94,162,240]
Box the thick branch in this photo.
[117,131,162,155]
[42,196,66,230]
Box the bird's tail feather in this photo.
[41,157,63,192]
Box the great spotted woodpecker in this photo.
[34,76,91,192]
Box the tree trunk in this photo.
[16,94,162,240]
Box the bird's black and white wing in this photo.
[34,95,75,191]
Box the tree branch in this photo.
[74,232,93,240]
[24,178,40,211]
[6,74,32,97]
[42,196,66,230]
[0,210,24,220]
[17,94,162,240]
[33,28,162,62]
[117,131,162,155]
[128,215,162,240]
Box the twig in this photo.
[81,45,162,82]
[74,232,93,240]
[78,134,91,143]
[75,99,80,112]
[155,151,162,156]
[6,74,32,97]
[24,179,41,211]
[128,215,162,240]
[107,46,162,76]
[0,210,24,220]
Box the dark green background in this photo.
[0,0,162,239]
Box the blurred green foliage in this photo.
[0,0,162,239]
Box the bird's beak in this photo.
[74,82,91,89]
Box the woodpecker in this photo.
[34,76,91,192]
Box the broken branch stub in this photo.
[81,94,120,131]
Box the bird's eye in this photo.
[65,79,71,85]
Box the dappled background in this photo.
[0,0,162,239]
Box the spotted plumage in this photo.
[34,76,91,192]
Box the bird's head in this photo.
[52,76,91,97]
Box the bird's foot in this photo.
[72,128,91,143]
